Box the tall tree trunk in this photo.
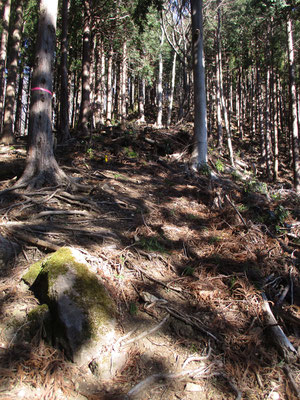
[273,77,279,181]
[106,46,113,124]
[138,77,145,123]
[191,0,207,169]
[120,40,128,125]
[78,0,91,136]
[217,2,234,165]
[94,36,105,128]
[14,66,24,136]
[286,17,300,192]
[17,0,69,189]
[215,51,223,148]
[156,24,164,128]
[1,0,23,144]
[0,0,11,130]
[59,0,70,142]
[167,51,177,128]
[264,69,273,180]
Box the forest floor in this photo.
[0,123,299,400]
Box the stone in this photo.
[23,247,117,375]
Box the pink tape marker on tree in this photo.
[31,87,53,96]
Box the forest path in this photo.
[0,126,299,399]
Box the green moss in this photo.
[69,260,116,340]
[22,260,44,286]
[27,304,49,321]
[24,247,116,346]
[39,247,71,283]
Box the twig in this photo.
[127,364,211,398]
[182,343,211,368]
[261,292,297,362]
[122,315,169,346]
[225,194,248,228]
[283,366,300,399]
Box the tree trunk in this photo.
[14,66,24,136]
[215,51,223,148]
[120,40,128,125]
[273,77,279,181]
[94,36,105,128]
[106,47,113,124]
[78,0,91,136]
[286,16,300,192]
[156,24,164,128]
[59,0,70,142]
[191,0,207,169]
[0,0,11,131]
[264,69,273,180]
[17,0,69,189]
[167,51,177,128]
[1,0,23,144]
[138,77,145,123]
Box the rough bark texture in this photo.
[191,0,207,169]
[59,0,70,142]
[286,17,300,192]
[156,25,164,128]
[106,47,113,124]
[78,0,91,136]
[1,0,23,144]
[0,0,11,130]
[17,0,69,189]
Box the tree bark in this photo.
[1,0,23,144]
[286,16,300,192]
[78,0,91,136]
[0,0,11,130]
[17,0,69,189]
[191,0,207,169]
[167,51,177,128]
[156,24,164,128]
[14,66,24,136]
[106,46,113,124]
[120,40,128,125]
[59,0,70,142]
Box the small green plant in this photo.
[237,204,249,212]
[274,205,289,225]
[86,147,94,159]
[215,159,225,173]
[124,147,138,158]
[139,236,168,253]
[189,344,198,353]
[208,236,222,244]
[186,213,199,221]
[271,192,281,201]
[199,163,211,176]
[182,266,195,276]
[244,178,268,195]
[129,302,138,316]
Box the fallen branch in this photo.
[127,364,211,398]
[261,292,297,363]
[283,366,300,399]
[225,194,248,228]
[13,230,60,251]
[122,315,169,346]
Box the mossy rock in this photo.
[23,247,117,372]
[27,304,51,339]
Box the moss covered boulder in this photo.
[23,247,117,371]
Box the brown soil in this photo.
[0,125,299,400]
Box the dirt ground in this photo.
[0,124,299,400]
